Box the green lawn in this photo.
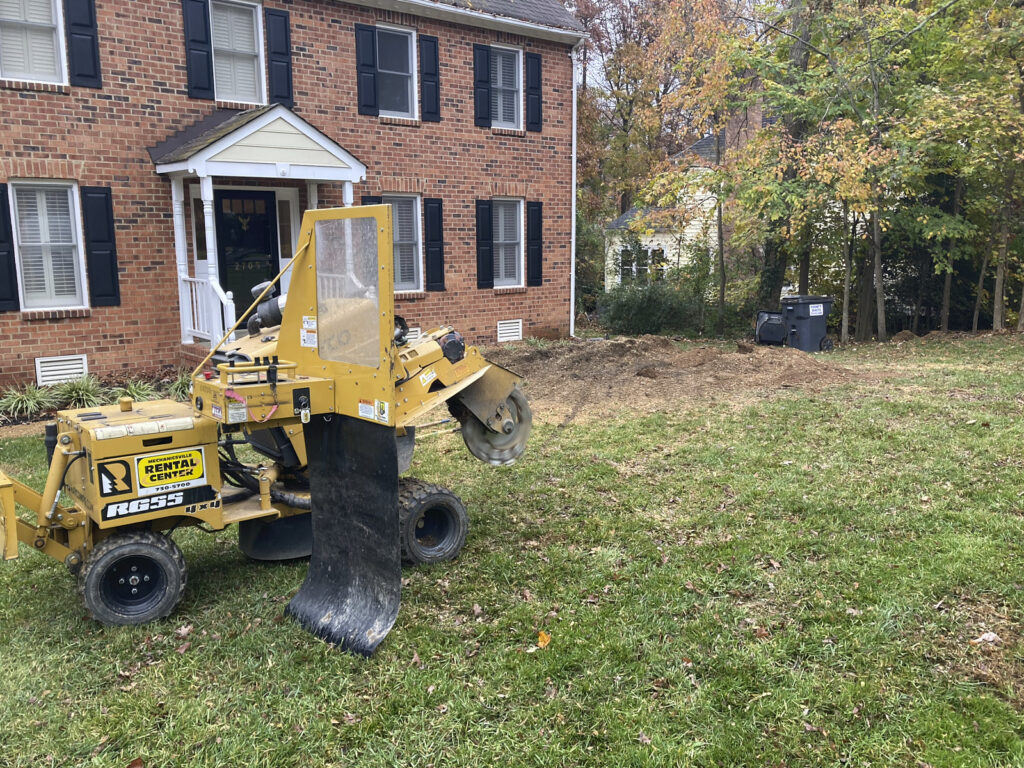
[1,334,1022,767]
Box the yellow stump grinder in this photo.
[0,205,531,655]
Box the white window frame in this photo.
[0,0,68,85]
[492,197,524,289]
[383,193,423,293]
[209,0,267,106]
[8,179,90,311]
[375,23,418,120]
[490,44,523,130]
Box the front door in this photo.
[214,190,279,321]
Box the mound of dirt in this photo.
[892,330,918,342]
[485,337,852,425]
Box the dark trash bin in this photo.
[755,295,835,352]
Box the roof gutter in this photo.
[342,0,586,44]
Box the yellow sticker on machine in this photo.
[135,447,206,496]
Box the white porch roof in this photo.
[152,104,366,183]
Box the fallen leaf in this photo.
[427,685,436,695]
[175,642,190,655]
[127,758,145,768]
[638,731,652,745]
[846,608,863,616]
[537,630,551,649]
[343,712,360,725]
[411,651,421,667]
[472,604,483,617]
[174,624,193,639]
[969,631,1002,646]
[521,589,534,602]
[754,626,771,640]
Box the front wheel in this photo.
[78,531,187,625]
[398,478,469,566]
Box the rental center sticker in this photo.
[135,447,206,496]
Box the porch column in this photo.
[199,176,226,338]
[171,176,193,343]
[343,181,353,207]
[307,182,318,210]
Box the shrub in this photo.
[0,383,59,419]
[53,375,107,409]
[166,368,193,402]
[112,379,160,402]
[599,282,706,335]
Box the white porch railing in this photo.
[180,275,235,344]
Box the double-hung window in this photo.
[211,0,262,104]
[490,47,520,130]
[376,27,415,118]
[384,195,421,292]
[0,0,63,83]
[10,182,85,309]
[492,199,522,287]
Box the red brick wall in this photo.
[0,0,575,384]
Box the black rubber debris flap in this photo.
[286,414,400,655]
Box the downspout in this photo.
[569,39,582,338]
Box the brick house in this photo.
[0,0,583,385]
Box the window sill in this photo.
[492,127,526,138]
[395,290,425,301]
[0,79,69,95]
[215,99,266,110]
[22,308,92,322]
[494,286,527,295]
[380,115,421,127]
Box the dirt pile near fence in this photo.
[484,336,853,425]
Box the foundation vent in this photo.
[496,319,523,343]
[35,354,88,386]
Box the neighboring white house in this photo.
[604,136,719,289]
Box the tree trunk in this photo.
[841,205,854,345]
[940,178,963,332]
[798,248,810,295]
[940,270,952,332]
[993,208,1009,331]
[1016,280,1024,332]
[972,242,990,332]
[855,256,875,342]
[756,237,788,312]
[871,211,887,341]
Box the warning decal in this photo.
[135,447,206,496]
[358,399,375,420]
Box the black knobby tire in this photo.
[78,530,187,625]
[398,478,469,566]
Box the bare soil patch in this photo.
[484,336,853,425]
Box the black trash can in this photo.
[781,295,834,352]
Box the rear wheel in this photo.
[398,478,468,566]
[79,531,186,625]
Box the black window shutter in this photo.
[473,44,491,128]
[182,0,214,100]
[81,187,120,307]
[64,0,102,88]
[423,198,444,291]
[475,199,493,289]
[526,201,543,286]
[355,24,379,116]
[419,34,440,122]
[525,52,542,132]
[265,9,293,108]
[361,195,382,206]
[0,185,18,312]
